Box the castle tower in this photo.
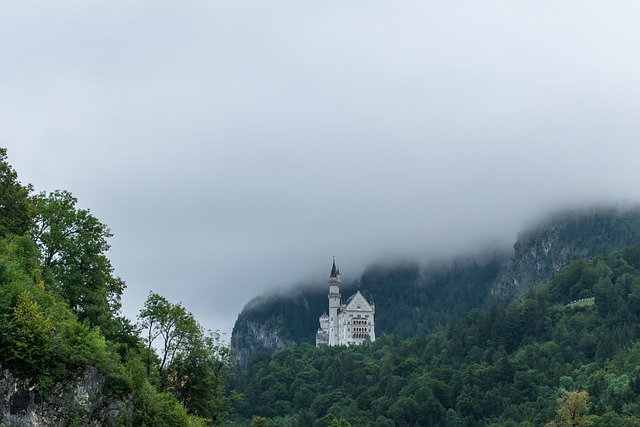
[328,258,341,346]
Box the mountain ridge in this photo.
[231,205,640,365]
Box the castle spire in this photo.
[330,257,338,278]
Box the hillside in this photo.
[231,206,640,364]
[0,148,234,426]
[230,243,640,426]
[492,206,640,301]
[231,256,506,365]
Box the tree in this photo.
[329,419,352,427]
[30,190,125,334]
[545,390,592,427]
[251,416,269,427]
[0,148,32,237]
[139,292,199,377]
[139,293,237,424]
[3,291,52,376]
[169,330,237,424]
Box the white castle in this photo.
[316,259,376,346]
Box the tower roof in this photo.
[330,257,339,278]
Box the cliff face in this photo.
[492,207,640,301]
[231,288,332,366]
[0,363,131,427]
[231,318,298,367]
[231,206,640,365]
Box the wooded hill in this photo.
[232,206,640,365]
[0,148,235,426]
[230,244,640,426]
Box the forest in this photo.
[230,245,640,426]
[232,255,508,366]
[4,145,640,426]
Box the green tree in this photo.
[139,292,199,377]
[0,148,32,237]
[251,416,269,427]
[329,419,352,427]
[139,293,236,424]
[546,390,592,427]
[31,190,125,333]
[4,291,52,375]
[170,331,237,424]
[133,381,208,427]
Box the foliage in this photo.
[30,189,126,338]
[0,233,122,388]
[4,290,52,375]
[234,207,640,366]
[545,390,592,427]
[133,381,208,427]
[230,243,640,426]
[232,255,507,365]
[251,416,269,427]
[0,148,236,426]
[140,292,237,424]
[139,292,199,376]
[9,146,640,426]
[0,148,33,237]
[495,206,640,301]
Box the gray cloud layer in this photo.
[2,1,640,337]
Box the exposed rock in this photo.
[232,206,640,366]
[0,363,132,427]
[232,319,297,367]
[492,206,640,301]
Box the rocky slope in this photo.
[492,206,640,301]
[231,285,351,366]
[0,363,130,427]
[231,206,640,365]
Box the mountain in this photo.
[492,206,640,301]
[229,243,640,426]
[231,206,640,365]
[231,256,506,366]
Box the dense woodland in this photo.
[233,207,640,366]
[4,146,640,426]
[231,246,640,426]
[232,256,507,365]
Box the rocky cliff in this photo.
[0,363,130,427]
[492,206,640,301]
[231,287,335,366]
[231,206,640,365]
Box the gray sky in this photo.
[2,1,640,339]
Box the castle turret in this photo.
[328,258,341,346]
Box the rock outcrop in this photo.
[0,363,131,427]
[492,206,640,301]
[231,206,640,366]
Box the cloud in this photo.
[2,1,640,337]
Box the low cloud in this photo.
[3,1,640,337]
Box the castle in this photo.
[316,259,376,346]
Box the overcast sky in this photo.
[2,1,640,339]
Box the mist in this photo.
[2,1,640,338]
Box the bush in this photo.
[133,381,207,427]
